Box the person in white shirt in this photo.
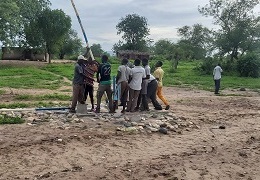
[126,59,146,112]
[213,63,223,94]
[116,58,131,113]
[136,58,150,111]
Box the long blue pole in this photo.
[70,0,94,60]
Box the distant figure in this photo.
[126,59,146,112]
[154,61,170,110]
[116,58,131,113]
[213,63,223,94]
[95,55,113,113]
[70,55,88,113]
[82,57,98,111]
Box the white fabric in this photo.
[129,66,146,90]
[147,74,156,83]
[117,65,131,83]
[213,66,223,80]
[144,65,151,76]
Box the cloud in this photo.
[50,0,214,51]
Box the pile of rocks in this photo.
[0,108,199,134]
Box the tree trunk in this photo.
[59,53,65,59]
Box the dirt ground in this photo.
[0,60,260,180]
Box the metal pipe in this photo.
[70,0,95,60]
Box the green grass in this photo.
[0,89,5,95]
[162,61,260,90]
[42,64,74,80]
[0,101,69,109]
[0,66,64,89]
[0,60,259,92]
[15,93,71,101]
[0,114,25,124]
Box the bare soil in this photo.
[0,60,260,180]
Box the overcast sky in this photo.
[50,0,216,51]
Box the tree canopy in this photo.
[114,13,151,52]
[0,0,51,46]
[198,0,260,61]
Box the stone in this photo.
[125,127,138,132]
[113,112,122,118]
[239,88,246,91]
[151,114,158,118]
[152,123,160,129]
[159,127,168,134]
[146,126,158,132]
[130,115,142,122]
[131,122,138,126]
[76,104,88,114]
[219,125,226,129]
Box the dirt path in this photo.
[0,87,259,180]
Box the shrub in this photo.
[237,53,260,78]
[197,57,216,75]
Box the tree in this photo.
[153,39,183,70]
[0,1,19,45]
[28,9,71,63]
[0,0,50,46]
[177,24,212,59]
[198,0,260,61]
[90,44,104,58]
[153,39,174,56]
[114,13,151,52]
[58,29,83,59]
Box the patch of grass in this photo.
[161,60,260,90]
[0,114,25,124]
[15,93,71,101]
[0,103,30,109]
[42,64,74,80]
[0,66,64,89]
[0,101,69,109]
[0,89,5,95]
[60,89,71,92]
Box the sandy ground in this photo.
[0,60,260,180]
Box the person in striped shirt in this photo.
[82,57,98,111]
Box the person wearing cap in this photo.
[69,55,87,113]
[95,55,113,113]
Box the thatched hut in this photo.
[116,50,150,60]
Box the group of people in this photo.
[69,54,170,113]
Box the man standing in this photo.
[95,55,113,113]
[70,55,88,113]
[136,58,150,111]
[116,58,131,113]
[126,59,146,112]
[154,61,170,110]
[213,63,223,94]
[147,74,163,110]
[82,57,98,111]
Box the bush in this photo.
[237,53,260,78]
[197,57,216,75]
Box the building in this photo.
[1,47,45,61]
